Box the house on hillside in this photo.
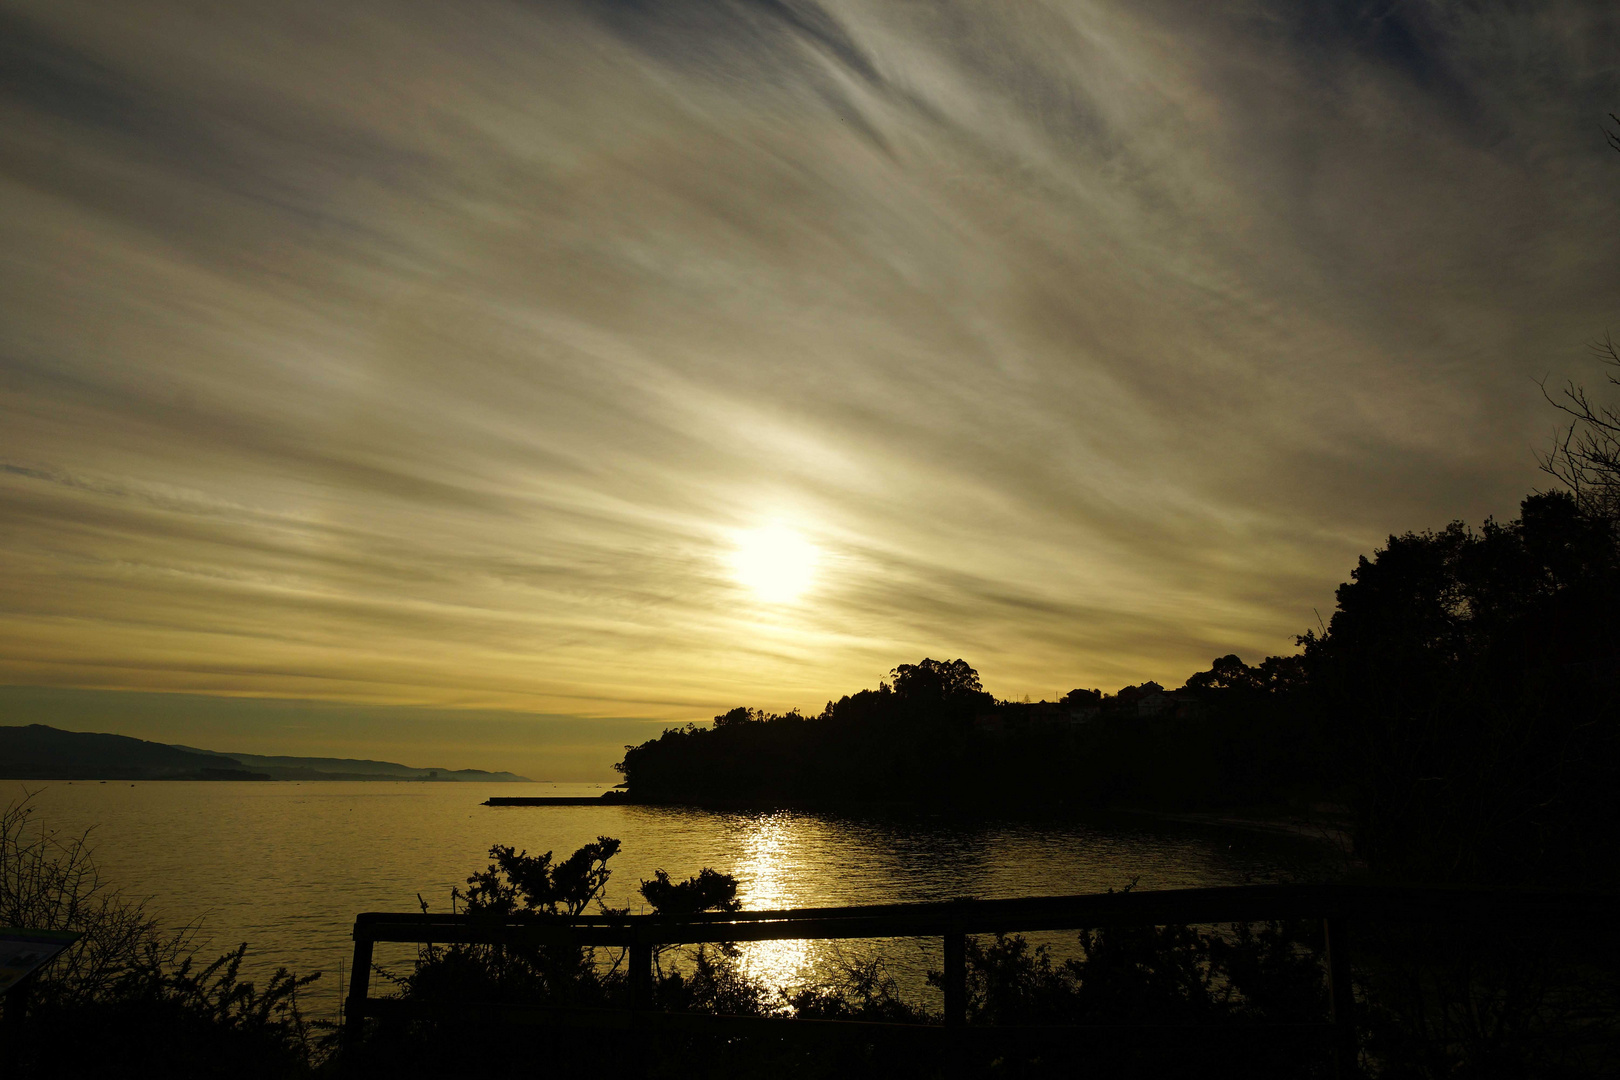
[1108,681,1164,715]
[975,700,1096,738]
[1065,703,1102,725]
[1165,688,1209,720]
[1136,685,1174,717]
[1103,682,1207,720]
[973,710,1006,737]
[1028,702,1077,730]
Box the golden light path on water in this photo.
[730,813,813,997]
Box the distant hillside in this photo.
[169,745,531,782]
[0,725,267,781]
[0,725,530,782]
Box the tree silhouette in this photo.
[889,657,985,701]
[1541,335,1620,523]
[639,868,741,916]
[1299,492,1618,882]
[456,837,621,917]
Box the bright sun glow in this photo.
[732,525,818,603]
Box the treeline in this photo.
[615,655,1315,812]
[618,491,1619,885]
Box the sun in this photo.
[732,525,818,603]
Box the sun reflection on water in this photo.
[730,813,813,995]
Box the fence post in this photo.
[629,939,652,1011]
[4,970,32,1030]
[342,926,374,1051]
[943,923,966,1029]
[1323,914,1357,1078]
[624,934,653,1077]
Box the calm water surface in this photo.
[6,781,1340,1018]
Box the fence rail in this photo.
[344,883,1614,1077]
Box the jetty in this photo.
[483,794,627,806]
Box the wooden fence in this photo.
[344,882,1613,1076]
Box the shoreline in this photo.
[1108,807,1355,853]
[503,789,1356,854]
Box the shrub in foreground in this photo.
[1,795,321,1079]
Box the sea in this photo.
[3,780,1345,1020]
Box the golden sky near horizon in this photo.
[1,1,1618,778]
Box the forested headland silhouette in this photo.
[621,493,1619,888]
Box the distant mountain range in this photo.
[0,724,531,782]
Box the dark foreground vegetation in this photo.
[345,837,1620,1079]
[8,793,1618,1078]
[1,796,323,1079]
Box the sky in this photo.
[2,0,1617,780]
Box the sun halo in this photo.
[732,525,818,603]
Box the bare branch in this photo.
[1538,351,1620,521]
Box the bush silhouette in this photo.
[2,795,320,1079]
